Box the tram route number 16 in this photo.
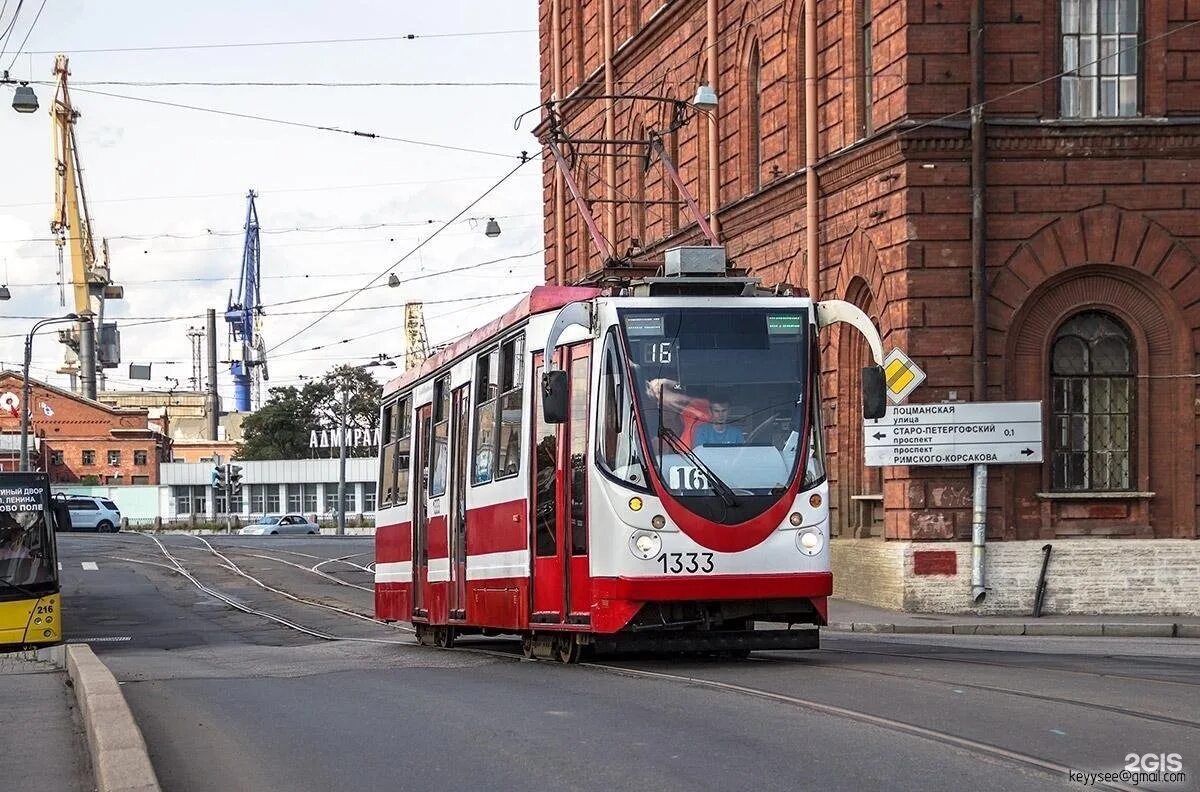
[657,552,715,574]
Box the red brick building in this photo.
[0,372,171,485]
[535,1,1200,613]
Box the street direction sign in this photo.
[864,400,1043,467]
[883,348,925,404]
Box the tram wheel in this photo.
[433,627,455,648]
[414,624,434,646]
[521,634,535,659]
[555,635,581,664]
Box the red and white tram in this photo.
[374,263,885,661]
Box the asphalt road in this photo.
[56,532,1200,792]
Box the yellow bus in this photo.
[1,472,67,651]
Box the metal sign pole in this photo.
[971,463,987,604]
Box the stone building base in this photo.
[831,539,1200,617]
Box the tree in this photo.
[236,366,382,461]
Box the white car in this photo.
[58,495,122,532]
[239,514,320,536]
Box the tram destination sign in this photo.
[864,401,1043,467]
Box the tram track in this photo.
[87,534,1169,790]
[106,534,413,644]
[578,661,1142,792]
[817,643,1200,689]
[751,652,1200,731]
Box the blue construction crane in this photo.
[224,190,266,412]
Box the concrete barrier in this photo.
[65,644,160,792]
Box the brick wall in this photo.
[0,374,168,485]
[538,1,1200,543]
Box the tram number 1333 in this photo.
[657,552,715,574]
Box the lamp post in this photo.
[22,314,80,471]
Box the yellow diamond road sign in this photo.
[883,348,925,404]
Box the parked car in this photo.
[239,514,320,536]
[56,495,122,532]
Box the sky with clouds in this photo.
[0,1,546,406]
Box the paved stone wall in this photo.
[834,538,1200,616]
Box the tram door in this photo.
[412,403,433,617]
[448,385,471,619]
[531,345,592,623]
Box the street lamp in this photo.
[11,83,39,114]
[22,314,80,471]
[484,218,501,238]
[692,81,719,112]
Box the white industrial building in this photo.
[159,458,379,521]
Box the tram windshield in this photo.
[0,496,55,596]
[618,306,818,522]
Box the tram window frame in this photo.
[430,378,451,497]
[495,334,525,481]
[394,396,412,506]
[472,349,500,486]
[379,402,396,508]
[471,333,526,487]
[596,329,651,493]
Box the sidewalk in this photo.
[825,598,1200,638]
[0,647,91,792]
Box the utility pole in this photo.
[206,309,218,441]
[80,316,96,400]
[337,386,348,536]
[186,326,204,391]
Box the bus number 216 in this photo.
[657,552,714,574]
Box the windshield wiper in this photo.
[0,575,40,600]
[658,426,738,507]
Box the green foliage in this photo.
[236,365,382,461]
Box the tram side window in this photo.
[496,335,525,479]
[472,334,525,485]
[395,397,411,506]
[473,350,500,485]
[379,404,396,507]
[430,378,450,497]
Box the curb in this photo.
[65,644,161,792]
[824,621,1191,638]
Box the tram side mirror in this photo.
[862,365,887,420]
[542,370,569,424]
[52,500,72,533]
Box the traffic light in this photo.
[228,465,243,496]
[212,464,227,491]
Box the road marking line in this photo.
[81,561,99,571]
[66,636,131,643]
[57,562,62,571]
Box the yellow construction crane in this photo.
[49,55,122,397]
[404,303,429,370]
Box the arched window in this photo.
[1050,312,1134,491]
[632,122,647,246]
[746,41,762,192]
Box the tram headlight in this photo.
[629,531,662,560]
[796,528,824,556]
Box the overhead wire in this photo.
[0,213,539,245]
[22,82,525,159]
[0,251,544,336]
[268,290,527,361]
[69,79,539,88]
[0,0,23,57]
[3,0,41,70]
[264,157,535,355]
[24,29,536,55]
[0,171,543,210]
